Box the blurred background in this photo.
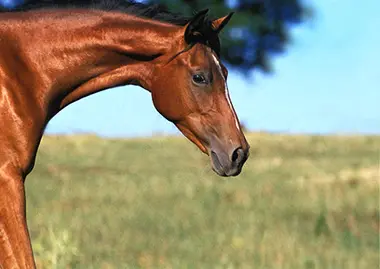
[1,0,378,268]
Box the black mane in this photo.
[0,0,192,26]
[0,0,222,55]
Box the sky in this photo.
[2,0,379,137]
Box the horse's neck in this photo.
[5,10,181,115]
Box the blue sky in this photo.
[2,0,379,137]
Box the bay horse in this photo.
[0,0,249,267]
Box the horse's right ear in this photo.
[184,9,209,44]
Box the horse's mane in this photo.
[0,0,192,26]
[1,0,222,55]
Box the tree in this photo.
[147,0,311,74]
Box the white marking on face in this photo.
[211,54,241,131]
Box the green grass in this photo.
[26,133,380,269]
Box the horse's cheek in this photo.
[151,88,180,122]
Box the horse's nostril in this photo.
[231,147,244,163]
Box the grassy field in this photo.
[25,133,379,269]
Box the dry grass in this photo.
[26,133,380,268]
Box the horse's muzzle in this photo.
[210,146,249,177]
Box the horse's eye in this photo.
[192,74,208,85]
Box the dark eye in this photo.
[192,74,208,85]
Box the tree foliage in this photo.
[147,0,311,73]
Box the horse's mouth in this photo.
[210,151,227,177]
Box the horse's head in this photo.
[150,10,249,177]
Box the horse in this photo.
[0,1,249,267]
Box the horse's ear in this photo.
[184,9,209,44]
[212,12,234,33]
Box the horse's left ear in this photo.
[212,12,234,33]
[184,9,209,44]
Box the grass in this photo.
[25,133,380,268]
